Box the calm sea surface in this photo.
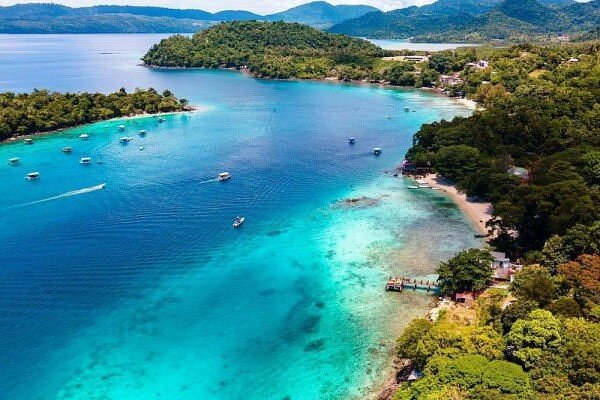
[0,34,479,399]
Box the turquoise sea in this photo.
[0,34,480,399]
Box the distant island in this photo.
[0,1,378,33]
[0,88,188,141]
[328,0,600,42]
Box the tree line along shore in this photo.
[0,88,189,142]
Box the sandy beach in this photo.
[421,174,493,235]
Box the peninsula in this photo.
[0,88,188,142]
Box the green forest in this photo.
[395,254,600,399]
[143,21,392,80]
[0,88,187,141]
[406,42,600,260]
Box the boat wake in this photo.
[11,183,106,208]
[199,178,218,184]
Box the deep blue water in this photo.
[0,34,479,399]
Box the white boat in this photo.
[80,157,92,165]
[233,216,245,228]
[79,134,89,140]
[62,147,73,153]
[418,184,431,189]
[373,148,382,155]
[8,157,20,165]
[138,130,147,136]
[158,117,165,123]
[26,172,40,180]
[386,116,391,120]
[348,137,356,144]
[407,186,419,189]
[118,125,126,131]
[119,137,133,144]
[23,138,33,145]
[139,146,145,151]
[218,172,231,182]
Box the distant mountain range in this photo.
[328,0,600,41]
[0,1,379,33]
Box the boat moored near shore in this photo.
[80,157,92,165]
[62,147,73,153]
[138,130,147,136]
[23,138,33,145]
[118,125,126,131]
[8,157,20,165]
[79,134,89,140]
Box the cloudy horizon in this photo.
[0,0,436,14]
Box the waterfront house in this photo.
[492,251,510,269]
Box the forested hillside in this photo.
[329,0,599,42]
[406,42,600,259]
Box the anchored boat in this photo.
[26,172,40,180]
[119,137,133,144]
[79,134,89,140]
[80,157,92,165]
[23,138,33,145]
[373,148,382,155]
[62,147,73,153]
[233,216,245,228]
[8,157,20,165]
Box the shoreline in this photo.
[419,174,493,235]
[145,64,481,107]
[1,107,203,145]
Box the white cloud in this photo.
[0,0,436,14]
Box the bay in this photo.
[0,34,480,399]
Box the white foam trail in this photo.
[199,178,218,184]
[12,183,106,208]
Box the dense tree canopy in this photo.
[406,42,600,258]
[436,249,494,295]
[0,88,186,140]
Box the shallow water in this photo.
[0,34,480,399]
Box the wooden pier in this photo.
[385,276,440,293]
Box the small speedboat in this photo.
[118,125,126,131]
[138,130,147,136]
[418,184,431,189]
[348,137,356,144]
[119,137,133,144]
[407,185,419,189]
[386,116,391,120]
[8,157,20,165]
[80,157,92,165]
[79,134,89,140]
[404,107,410,112]
[373,148,382,155]
[218,172,231,182]
[139,146,145,151]
[26,172,40,180]
[233,216,245,228]
[23,138,33,145]
[62,147,73,153]
[158,117,165,123]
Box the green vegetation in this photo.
[395,259,600,399]
[0,88,187,141]
[406,42,600,259]
[328,0,599,43]
[436,249,494,295]
[142,21,391,80]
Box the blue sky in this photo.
[0,0,435,13]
